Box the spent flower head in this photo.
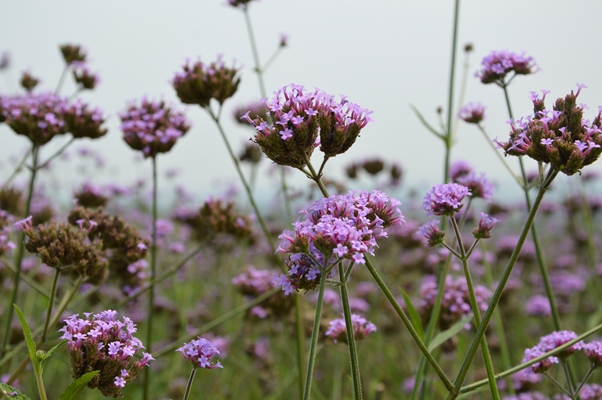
[59,310,153,397]
[422,183,471,216]
[476,50,537,85]
[120,98,190,158]
[177,337,223,370]
[172,55,241,108]
[20,71,40,93]
[60,44,87,65]
[325,314,377,344]
[496,85,602,175]
[458,102,486,124]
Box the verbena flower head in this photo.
[325,314,377,344]
[455,172,494,201]
[553,384,602,400]
[177,337,223,370]
[60,44,87,65]
[458,102,486,124]
[63,99,107,139]
[172,55,241,108]
[275,190,403,294]
[232,265,294,317]
[476,50,537,85]
[72,61,100,90]
[522,330,583,373]
[59,310,153,397]
[449,160,473,181]
[421,183,471,216]
[20,71,40,93]
[120,98,190,158]
[245,84,373,168]
[227,0,257,8]
[583,341,602,367]
[496,85,602,176]
[417,220,445,247]
[472,212,500,239]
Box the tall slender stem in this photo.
[35,371,48,400]
[2,144,39,357]
[338,264,362,400]
[182,368,197,400]
[243,6,267,98]
[443,0,460,184]
[40,269,60,343]
[142,155,158,400]
[303,269,327,400]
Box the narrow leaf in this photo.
[428,314,473,352]
[0,383,31,399]
[58,371,99,400]
[40,340,66,372]
[399,286,424,340]
[13,304,41,375]
[409,104,444,139]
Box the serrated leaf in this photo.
[13,304,41,375]
[399,286,424,340]
[428,314,473,352]
[58,371,99,400]
[0,383,32,399]
[409,104,444,139]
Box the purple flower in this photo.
[458,102,486,124]
[177,337,224,370]
[583,341,602,367]
[449,160,473,182]
[476,50,537,85]
[455,172,494,201]
[524,295,552,317]
[417,220,445,247]
[472,212,500,239]
[421,183,471,216]
[325,314,377,343]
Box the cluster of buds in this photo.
[275,190,403,295]
[521,330,583,373]
[74,182,109,208]
[119,98,190,158]
[17,217,107,281]
[496,85,602,176]
[0,93,107,146]
[172,55,241,108]
[243,84,373,169]
[174,198,253,242]
[476,50,537,85]
[422,183,471,217]
[238,141,263,165]
[419,275,491,330]
[177,337,223,370]
[345,157,403,183]
[325,314,377,344]
[60,44,87,65]
[59,310,153,397]
[71,61,100,90]
[20,71,41,93]
[232,265,294,317]
[68,206,149,294]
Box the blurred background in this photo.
[1,0,601,208]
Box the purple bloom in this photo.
[421,183,471,216]
[583,341,602,367]
[417,220,445,247]
[472,212,500,239]
[449,160,473,182]
[458,102,486,124]
[476,50,537,85]
[524,295,552,317]
[455,172,494,201]
[177,337,223,370]
[325,314,377,344]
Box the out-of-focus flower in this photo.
[472,212,500,239]
[232,265,294,317]
[421,183,471,216]
[120,98,190,158]
[74,182,109,208]
[522,330,582,374]
[238,141,263,165]
[72,61,100,90]
[476,50,537,85]
[325,314,377,343]
[0,51,10,70]
[233,101,267,127]
[177,337,223,369]
[449,160,473,182]
[496,85,602,176]
[226,0,257,8]
[244,84,372,168]
[60,44,87,65]
[553,384,602,400]
[504,392,550,400]
[455,172,494,201]
[19,71,40,93]
[524,295,552,317]
[583,341,602,367]
[172,55,241,108]
[59,310,153,397]
[458,102,486,124]
[63,99,107,139]
[417,220,445,247]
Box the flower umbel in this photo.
[177,337,224,370]
[421,183,471,216]
[458,102,486,124]
[325,314,377,344]
[476,50,537,86]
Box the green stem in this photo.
[303,268,327,400]
[338,264,362,400]
[35,137,76,171]
[295,293,306,397]
[574,365,596,398]
[55,65,69,95]
[443,0,460,183]
[143,155,158,400]
[459,322,602,394]
[35,371,48,400]
[544,371,573,397]
[301,154,329,198]
[242,6,267,98]
[364,257,454,393]
[2,144,39,357]
[449,168,558,398]
[449,218,499,400]
[40,269,60,343]
[182,368,197,400]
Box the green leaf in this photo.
[428,314,473,352]
[40,340,66,373]
[13,304,41,375]
[399,286,424,340]
[409,104,444,139]
[0,383,32,399]
[58,371,99,400]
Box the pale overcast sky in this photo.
[1,0,601,207]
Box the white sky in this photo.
[1,0,601,207]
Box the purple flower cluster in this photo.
[476,50,537,85]
[59,310,153,397]
[119,98,190,158]
[421,183,471,216]
[232,265,294,317]
[472,212,500,240]
[458,102,486,124]
[521,330,583,373]
[554,384,602,400]
[417,220,445,248]
[244,84,373,168]
[325,314,377,344]
[71,61,100,90]
[504,392,549,400]
[455,172,494,201]
[496,85,602,176]
[275,190,403,295]
[177,337,223,370]
[583,340,602,366]
[419,275,491,330]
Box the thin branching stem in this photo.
[338,263,362,400]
